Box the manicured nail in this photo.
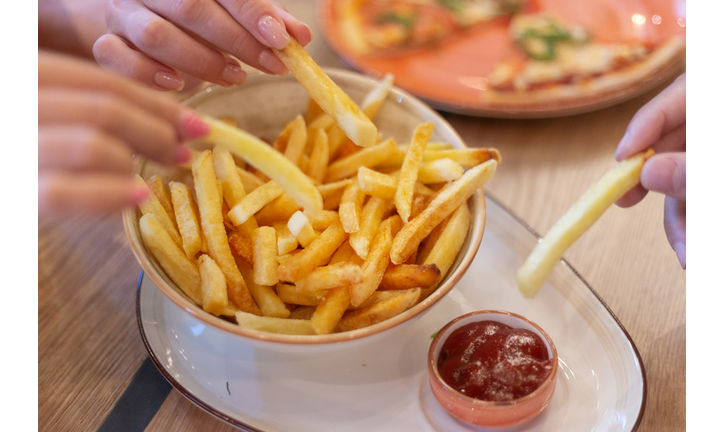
[180,111,210,138]
[131,184,151,205]
[615,131,630,161]
[673,242,686,269]
[258,15,290,50]
[221,62,247,85]
[258,50,288,75]
[175,146,192,165]
[154,71,185,91]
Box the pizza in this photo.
[483,13,686,104]
[337,0,527,55]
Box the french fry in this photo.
[379,264,441,291]
[273,38,377,148]
[337,287,420,332]
[396,122,433,222]
[147,175,175,225]
[277,283,321,306]
[169,181,204,259]
[253,226,279,286]
[198,254,228,316]
[318,179,353,210]
[327,124,349,160]
[192,150,260,315]
[273,222,299,255]
[136,174,183,249]
[288,305,317,320]
[287,211,319,248]
[311,287,350,334]
[339,180,365,233]
[307,112,335,132]
[235,311,314,335]
[349,290,403,310]
[295,262,363,297]
[357,167,434,200]
[306,128,329,183]
[228,231,254,267]
[255,193,301,226]
[283,115,307,166]
[324,138,397,182]
[409,192,430,221]
[349,215,403,307]
[237,259,289,318]
[390,160,496,264]
[349,197,390,259]
[236,167,265,193]
[417,158,465,184]
[329,239,364,266]
[517,149,655,298]
[423,148,502,168]
[202,115,324,218]
[213,145,258,237]
[140,213,202,305]
[277,219,348,282]
[304,209,339,231]
[228,181,284,226]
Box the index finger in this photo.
[615,74,686,161]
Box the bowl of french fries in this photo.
[125,44,499,351]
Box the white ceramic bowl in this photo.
[124,69,487,352]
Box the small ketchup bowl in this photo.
[427,310,558,428]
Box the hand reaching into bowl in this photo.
[93,0,313,91]
[615,74,686,269]
[38,51,210,216]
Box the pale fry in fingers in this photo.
[235,311,314,335]
[396,122,433,222]
[253,226,279,286]
[390,160,496,264]
[417,158,465,184]
[202,115,323,218]
[237,259,289,318]
[349,196,390,259]
[517,149,655,298]
[324,138,397,182]
[192,150,260,315]
[169,181,204,259]
[136,174,183,249]
[277,219,348,282]
[422,148,501,168]
[198,254,228,316]
[273,38,377,148]
[140,213,202,305]
[339,180,365,233]
[379,264,441,291]
[349,215,403,307]
[312,287,351,334]
[295,262,363,297]
[337,287,420,332]
[228,181,284,226]
[147,175,175,225]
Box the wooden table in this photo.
[38,2,685,430]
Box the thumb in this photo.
[641,152,686,201]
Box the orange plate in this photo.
[319,0,686,118]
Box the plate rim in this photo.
[135,194,647,432]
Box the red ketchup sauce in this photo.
[437,321,554,402]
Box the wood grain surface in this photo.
[38,2,685,431]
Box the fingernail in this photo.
[258,50,288,75]
[175,146,192,165]
[221,62,247,85]
[131,184,151,205]
[180,111,210,139]
[154,71,185,91]
[673,241,686,269]
[258,15,290,50]
[615,131,630,161]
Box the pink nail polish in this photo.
[258,15,291,50]
[154,71,185,91]
[258,50,288,75]
[221,62,247,85]
[181,111,210,139]
[131,184,151,205]
[175,146,192,165]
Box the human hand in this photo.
[615,74,686,268]
[39,51,210,216]
[93,0,312,91]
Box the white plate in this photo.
[137,196,646,431]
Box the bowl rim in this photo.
[428,309,558,407]
[123,68,487,346]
